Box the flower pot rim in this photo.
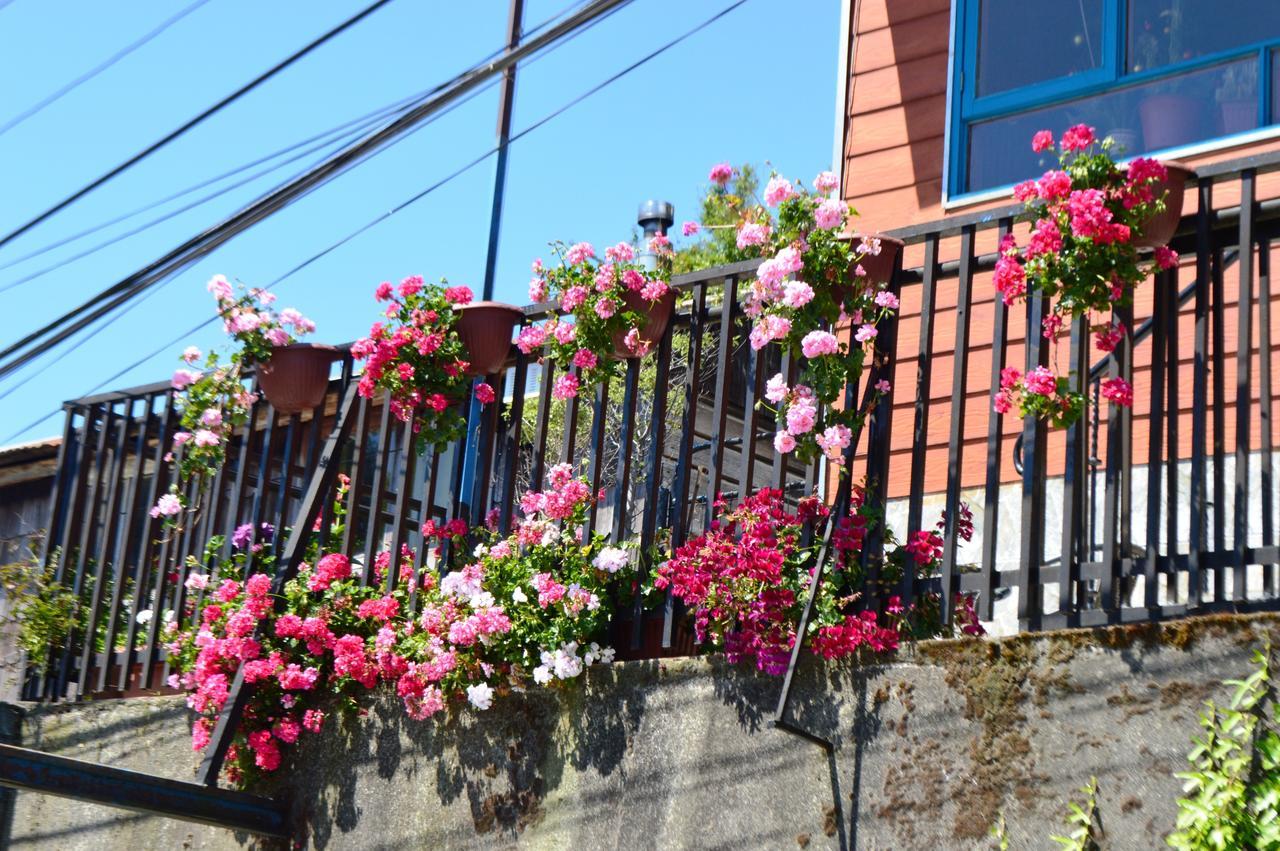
[270,342,342,356]
[1158,160,1196,179]
[457,300,526,316]
[843,231,906,249]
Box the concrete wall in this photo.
[5,613,1278,849]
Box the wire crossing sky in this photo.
[0,0,840,443]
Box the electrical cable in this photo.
[0,0,633,377]
[0,0,397,253]
[52,0,749,406]
[0,0,585,275]
[1,0,744,441]
[0,0,215,137]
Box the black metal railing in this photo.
[27,149,1280,701]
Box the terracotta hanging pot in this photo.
[1135,161,1194,248]
[455,302,523,376]
[848,233,905,285]
[611,288,677,359]
[257,343,341,415]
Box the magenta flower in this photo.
[708,162,733,185]
[1031,130,1054,152]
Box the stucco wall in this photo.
[5,613,1278,849]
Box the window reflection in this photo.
[967,59,1257,192]
[977,0,1103,96]
[1129,0,1280,73]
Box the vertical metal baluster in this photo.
[1191,180,1212,607]
[980,220,1011,620]
[132,394,176,690]
[41,407,87,697]
[242,412,279,577]
[1061,317,1089,621]
[530,360,555,492]
[584,378,611,536]
[1100,302,1127,617]
[862,250,903,609]
[1212,242,1228,598]
[1018,290,1050,629]
[78,401,133,696]
[342,395,371,558]
[908,234,939,536]
[220,389,261,564]
[387,418,417,591]
[498,353,529,535]
[361,396,395,585]
[939,227,975,621]
[1145,270,1169,612]
[99,398,153,692]
[1166,262,1182,602]
[559,366,581,466]
[636,323,673,646]
[272,414,300,547]
[1118,299,1135,613]
[610,358,641,649]
[117,395,167,690]
[705,275,739,525]
[469,370,505,526]
[666,283,706,645]
[58,402,115,698]
[1234,169,1256,601]
[738,346,765,500]
[1260,239,1275,595]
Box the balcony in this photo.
[21,148,1280,706]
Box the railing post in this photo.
[1017,292,1049,629]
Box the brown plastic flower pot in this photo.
[456,301,523,376]
[257,343,341,415]
[609,615,697,661]
[611,288,677,359]
[1134,161,1195,248]
[848,232,905,285]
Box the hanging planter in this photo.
[256,343,341,415]
[1134,161,1194,248]
[611,288,676,358]
[847,233,905,285]
[455,301,523,376]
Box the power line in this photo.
[0,0,397,253]
[0,0,585,275]
[11,0,748,435]
[0,0,215,137]
[0,0,633,379]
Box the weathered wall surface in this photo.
[5,614,1278,850]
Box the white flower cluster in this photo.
[531,641,615,685]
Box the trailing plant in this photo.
[992,125,1179,427]
[157,276,315,521]
[350,275,484,452]
[1052,775,1103,850]
[167,467,626,786]
[519,238,673,396]
[652,486,983,675]
[678,164,890,470]
[1167,642,1280,850]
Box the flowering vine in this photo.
[350,276,487,451]
[519,239,673,398]
[167,467,626,786]
[696,164,893,468]
[156,276,314,522]
[993,125,1180,426]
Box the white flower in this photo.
[135,609,153,625]
[472,543,489,558]
[552,642,583,679]
[584,642,616,666]
[540,527,559,547]
[512,587,528,604]
[532,665,553,685]
[468,591,495,610]
[586,593,600,612]
[467,683,494,710]
[184,573,209,591]
[592,546,629,574]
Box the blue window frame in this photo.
[948,0,1280,199]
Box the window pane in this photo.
[1129,0,1280,73]
[977,0,1103,96]
[966,59,1259,192]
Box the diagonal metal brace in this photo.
[198,382,362,785]
[0,743,289,837]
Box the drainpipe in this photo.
[636,200,674,271]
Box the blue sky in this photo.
[0,0,840,442]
